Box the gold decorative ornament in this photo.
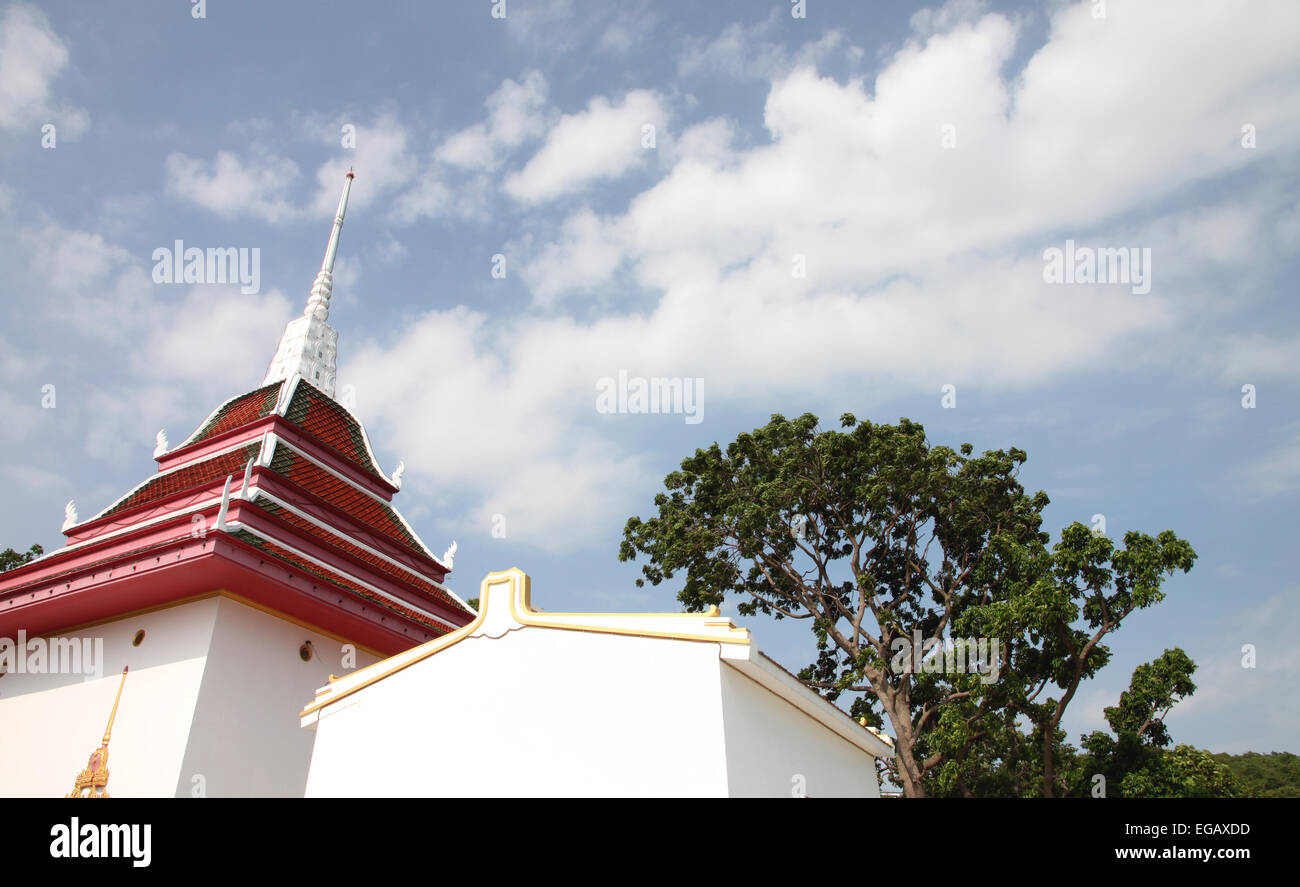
[67,667,128,798]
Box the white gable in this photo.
[301,568,893,797]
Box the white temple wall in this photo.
[0,594,379,797]
[175,596,379,797]
[0,598,217,797]
[304,628,733,797]
[718,662,882,798]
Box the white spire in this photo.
[304,169,354,322]
[261,170,356,398]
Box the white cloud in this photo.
[1171,589,1300,752]
[504,0,572,40]
[17,220,157,342]
[0,460,67,495]
[519,209,630,306]
[164,115,418,224]
[437,71,548,171]
[1230,424,1300,502]
[1276,205,1300,248]
[164,151,301,223]
[0,385,44,442]
[331,255,361,294]
[309,115,418,216]
[910,0,991,38]
[21,223,131,294]
[677,11,858,82]
[598,6,659,56]
[390,174,453,225]
[506,0,657,58]
[6,220,294,472]
[1219,335,1300,382]
[504,89,666,203]
[0,2,88,137]
[344,306,648,551]
[372,235,408,266]
[133,286,293,396]
[538,1,1300,301]
[345,0,1300,550]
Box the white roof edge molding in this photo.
[721,648,896,760]
[302,567,752,722]
[302,569,895,760]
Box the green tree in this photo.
[1119,746,1241,798]
[620,413,1196,797]
[0,544,43,573]
[1066,648,1222,797]
[1211,751,1300,798]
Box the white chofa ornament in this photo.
[391,460,405,490]
[442,541,457,569]
[154,429,169,458]
[62,500,78,531]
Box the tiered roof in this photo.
[0,171,474,655]
[183,384,281,448]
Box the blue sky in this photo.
[1,0,1297,755]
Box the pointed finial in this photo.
[304,169,355,323]
[261,172,354,398]
[62,500,78,531]
[67,667,128,798]
[103,666,128,746]
[391,460,405,490]
[442,540,457,569]
[154,429,169,458]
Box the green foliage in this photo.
[621,412,1199,797]
[1211,751,1300,798]
[1066,649,1230,797]
[1103,648,1196,746]
[1119,746,1242,798]
[0,544,43,573]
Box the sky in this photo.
[0,0,1297,756]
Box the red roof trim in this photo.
[229,530,450,634]
[92,443,261,523]
[250,499,465,616]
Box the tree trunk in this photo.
[886,696,927,798]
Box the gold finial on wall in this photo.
[66,666,128,798]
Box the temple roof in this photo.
[96,443,263,522]
[0,170,474,653]
[182,383,280,449]
[174,378,391,490]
